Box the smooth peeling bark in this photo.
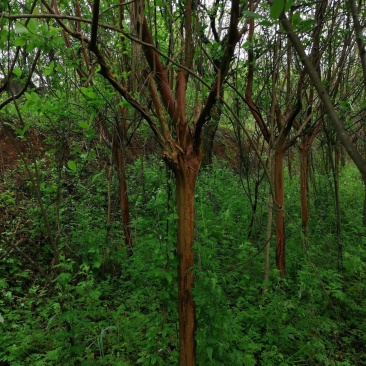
[274,145,286,277]
[175,158,198,366]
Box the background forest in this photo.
[1,0,366,365]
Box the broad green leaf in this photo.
[13,67,22,77]
[15,128,24,136]
[15,22,29,35]
[259,20,273,26]
[242,40,253,48]
[78,121,89,129]
[0,28,8,41]
[26,41,37,53]
[119,99,131,109]
[292,12,301,26]
[284,0,293,12]
[86,91,96,99]
[0,314,4,323]
[67,160,77,171]
[81,86,97,99]
[45,60,55,76]
[242,10,263,19]
[14,36,27,47]
[299,18,316,32]
[25,92,41,103]
[270,0,285,19]
[27,18,38,33]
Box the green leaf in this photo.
[259,20,273,26]
[45,60,55,76]
[270,0,285,19]
[25,92,41,107]
[119,99,131,108]
[338,100,351,112]
[15,22,29,35]
[242,40,253,48]
[81,86,97,99]
[0,313,4,323]
[242,10,263,19]
[26,41,37,52]
[27,18,38,33]
[284,0,293,12]
[14,36,27,47]
[78,121,90,129]
[67,160,77,171]
[299,18,315,31]
[292,12,301,26]
[207,347,213,362]
[15,128,24,136]
[85,128,95,138]
[13,67,22,77]
[22,121,32,135]
[0,28,8,41]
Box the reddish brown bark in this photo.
[299,123,321,237]
[173,153,200,366]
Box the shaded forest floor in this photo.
[1,145,366,365]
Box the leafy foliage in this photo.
[1,154,365,364]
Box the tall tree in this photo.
[3,0,243,363]
[244,0,302,276]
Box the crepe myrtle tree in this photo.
[2,0,245,363]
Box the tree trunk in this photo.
[264,192,273,283]
[201,121,218,168]
[264,152,274,283]
[334,144,342,270]
[201,103,220,168]
[113,125,133,252]
[274,145,286,276]
[299,139,309,236]
[174,158,198,366]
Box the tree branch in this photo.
[272,1,366,182]
[89,0,100,49]
[194,0,241,152]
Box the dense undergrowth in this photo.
[1,154,365,365]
